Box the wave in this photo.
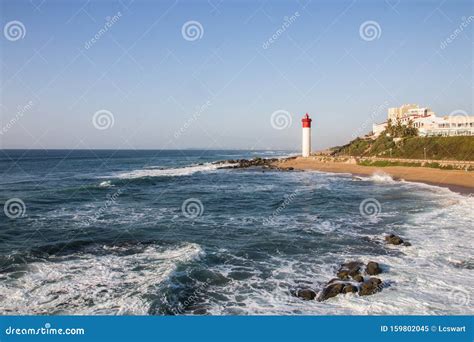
[111,162,237,180]
[0,242,203,315]
[250,151,298,159]
[99,180,114,188]
[355,171,472,197]
[207,189,474,315]
[357,171,396,184]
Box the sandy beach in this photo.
[275,157,474,193]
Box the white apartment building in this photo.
[372,104,474,137]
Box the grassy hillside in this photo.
[332,136,474,161]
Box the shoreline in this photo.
[274,157,474,194]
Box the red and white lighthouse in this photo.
[302,113,312,157]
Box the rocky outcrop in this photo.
[366,261,382,275]
[296,288,317,300]
[292,260,388,302]
[319,283,344,301]
[336,270,350,280]
[215,158,276,169]
[385,233,411,246]
[214,157,297,171]
[359,277,382,296]
[315,261,385,301]
[343,284,358,294]
[337,261,363,279]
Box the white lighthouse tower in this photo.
[302,113,312,157]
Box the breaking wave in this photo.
[111,162,236,179]
[0,243,203,315]
[359,172,396,184]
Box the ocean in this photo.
[0,149,472,315]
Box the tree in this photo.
[404,119,418,137]
[383,118,418,138]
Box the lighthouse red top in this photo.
[302,113,312,128]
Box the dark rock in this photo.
[336,270,350,280]
[213,157,286,170]
[338,261,363,277]
[385,233,411,246]
[352,274,364,282]
[359,277,383,296]
[366,261,382,275]
[342,284,358,294]
[385,234,404,245]
[348,268,361,277]
[296,288,317,300]
[318,283,344,301]
[368,277,382,285]
[287,167,294,171]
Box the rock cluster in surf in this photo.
[216,158,414,304]
[295,261,384,302]
[295,233,411,302]
[385,233,411,246]
[214,157,296,171]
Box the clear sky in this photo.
[0,0,472,150]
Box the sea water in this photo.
[0,150,472,315]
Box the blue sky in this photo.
[0,0,472,150]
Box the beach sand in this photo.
[274,157,474,194]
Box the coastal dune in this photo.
[275,157,474,193]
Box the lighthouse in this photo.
[301,113,312,157]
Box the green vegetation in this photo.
[357,159,473,171]
[357,160,422,167]
[385,118,418,138]
[333,135,474,161]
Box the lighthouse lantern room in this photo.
[302,113,312,157]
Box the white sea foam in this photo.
[360,171,396,184]
[112,163,236,179]
[99,180,114,188]
[199,188,474,315]
[4,164,472,316]
[0,243,203,315]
